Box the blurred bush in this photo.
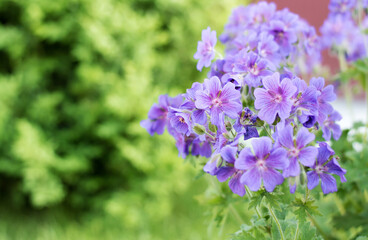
[0,0,243,237]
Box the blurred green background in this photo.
[0,0,245,239]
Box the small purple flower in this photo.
[195,76,242,126]
[141,94,182,136]
[235,137,288,192]
[169,108,192,135]
[328,0,356,18]
[257,32,280,65]
[216,146,246,196]
[322,111,342,141]
[254,72,297,124]
[277,125,318,177]
[307,142,347,194]
[309,77,336,124]
[194,27,217,71]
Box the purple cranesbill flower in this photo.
[303,26,320,55]
[216,145,246,196]
[141,94,183,136]
[241,51,272,88]
[233,51,272,87]
[291,77,318,116]
[328,0,356,18]
[309,77,336,124]
[257,32,280,66]
[277,125,318,177]
[322,111,342,141]
[254,72,297,124]
[235,137,288,192]
[268,10,299,56]
[233,108,259,140]
[168,108,192,135]
[307,142,347,194]
[194,27,217,71]
[195,76,242,126]
[181,82,207,125]
[191,139,212,158]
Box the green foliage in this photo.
[0,0,244,238]
[292,196,322,223]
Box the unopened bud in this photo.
[193,124,206,135]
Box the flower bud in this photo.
[193,124,206,135]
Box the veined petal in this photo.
[217,167,236,182]
[278,125,294,149]
[241,167,262,191]
[296,127,315,149]
[307,171,320,190]
[221,82,241,101]
[262,168,284,192]
[252,137,273,159]
[282,157,300,177]
[229,172,246,196]
[195,91,212,109]
[205,77,222,98]
[221,145,237,164]
[222,101,242,119]
[262,72,280,91]
[299,146,318,167]
[320,173,337,194]
[266,147,288,170]
[236,148,256,170]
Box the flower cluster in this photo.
[321,0,368,62]
[142,2,346,196]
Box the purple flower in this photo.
[254,72,297,124]
[277,125,318,177]
[141,94,182,136]
[195,76,242,126]
[257,32,280,66]
[168,108,192,135]
[194,27,217,71]
[329,0,356,18]
[216,146,246,196]
[307,142,347,194]
[234,51,272,88]
[322,111,342,141]
[291,77,318,116]
[309,77,336,124]
[235,137,288,192]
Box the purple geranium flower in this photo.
[329,0,356,18]
[310,77,336,124]
[141,94,183,135]
[322,111,342,141]
[277,125,318,178]
[216,146,246,196]
[307,142,347,194]
[195,76,242,126]
[254,72,297,124]
[235,137,288,192]
[194,27,217,71]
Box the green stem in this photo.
[262,125,274,141]
[268,204,284,240]
[365,74,368,143]
[338,49,354,122]
[229,204,244,225]
[294,222,299,240]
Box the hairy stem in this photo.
[268,204,284,240]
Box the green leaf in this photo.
[292,197,322,223]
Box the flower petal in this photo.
[229,172,246,196]
[283,157,300,177]
[277,125,294,149]
[241,167,262,191]
[307,171,320,190]
[296,127,315,149]
[320,173,337,194]
[235,148,256,170]
[221,145,237,164]
[298,146,318,167]
[217,167,236,182]
[252,137,273,159]
[262,168,284,192]
[266,147,288,170]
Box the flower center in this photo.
[315,165,328,174]
[179,117,185,123]
[250,66,260,76]
[256,159,267,170]
[212,98,223,107]
[274,94,283,103]
[289,148,299,157]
